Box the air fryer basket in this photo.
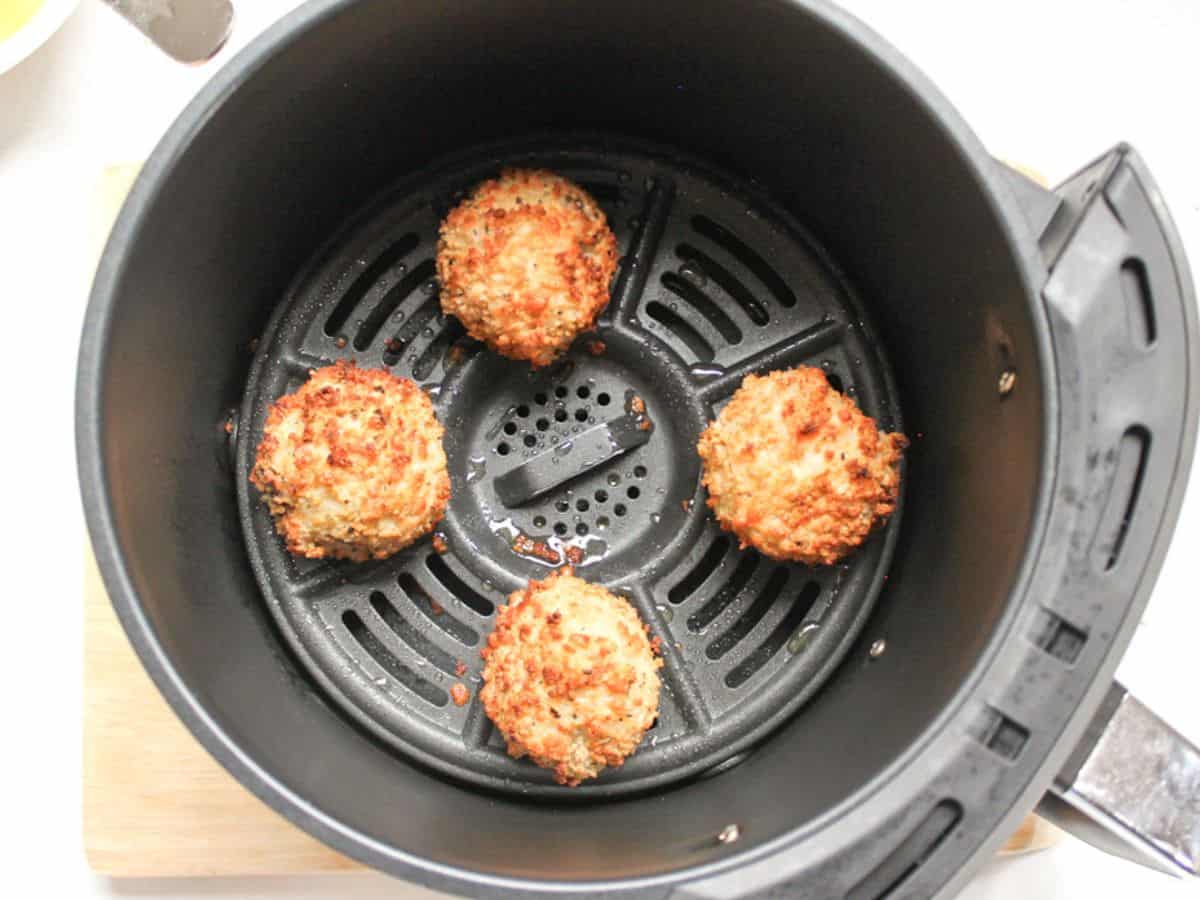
[77,0,1199,896]
[236,135,905,797]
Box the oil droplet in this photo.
[394,310,406,322]
[657,605,674,624]
[787,622,821,654]
[679,262,708,287]
[466,455,487,484]
[649,512,662,525]
[421,327,435,338]
[423,279,437,294]
[555,441,573,455]
[688,363,726,381]
[374,676,388,686]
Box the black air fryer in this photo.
[77,1,1200,896]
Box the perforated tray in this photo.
[235,135,904,797]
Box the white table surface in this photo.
[2,0,1197,897]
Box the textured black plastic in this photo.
[236,137,904,797]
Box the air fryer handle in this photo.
[1013,146,1200,878]
[1039,683,1200,877]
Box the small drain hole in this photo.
[554,522,568,536]
[598,392,611,406]
[670,537,732,604]
[424,555,495,616]
[615,504,627,517]
[342,610,447,707]
[503,422,517,435]
[556,500,570,513]
[536,418,549,431]
[369,591,458,675]
[726,581,821,688]
[555,409,568,422]
[689,554,760,632]
[523,435,537,447]
[634,465,647,478]
[576,499,589,512]
[575,408,589,422]
[517,405,530,417]
[533,515,546,528]
[534,392,548,405]
[497,443,511,456]
[555,386,568,398]
[595,490,608,503]
[576,523,589,536]
[627,486,640,499]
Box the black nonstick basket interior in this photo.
[235,134,905,798]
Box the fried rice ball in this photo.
[697,367,906,565]
[480,569,662,786]
[436,168,619,367]
[250,360,449,561]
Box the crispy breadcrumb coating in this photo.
[697,367,906,565]
[480,570,662,785]
[436,169,619,367]
[250,361,449,561]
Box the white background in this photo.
[1,0,1197,897]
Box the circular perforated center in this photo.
[235,136,904,797]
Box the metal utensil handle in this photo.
[1042,684,1200,877]
[102,0,234,64]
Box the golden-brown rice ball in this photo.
[436,168,619,367]
[697,367,906,565]
[250,360,449,561]
[480,569,662,786]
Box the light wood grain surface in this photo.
[83,549,362,876]
[81,164,1054,879]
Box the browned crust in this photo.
[479,569,662,786]
[249,360,450,561]
[697,367,907,565]
[436,169,619,367]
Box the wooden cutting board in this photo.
[81,165,1057,879]
[82,548,363,876]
